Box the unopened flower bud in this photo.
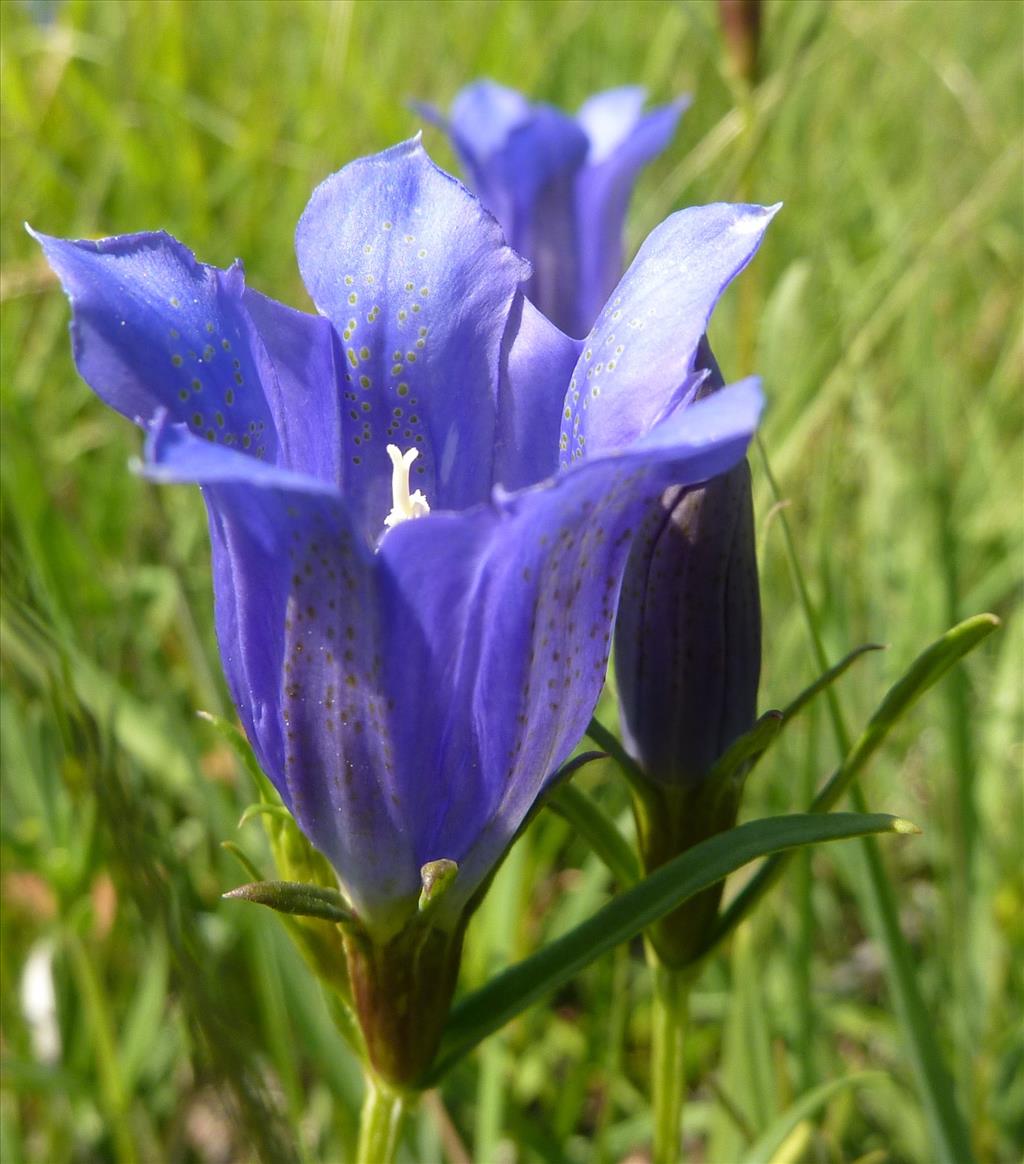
[616,459,761,789]
[614,345,761,965]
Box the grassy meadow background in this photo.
[1,0,1021,1160]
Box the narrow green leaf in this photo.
[238,802,295,829]
[812,614,999,814]
[740,1072,884,1164]
[777,642,885,727]
[586,717,645,786]
[425,812,912,1084]
[223,880,356,927]
[220,840,265,883]
[221,851,359,1047]
[591,642,880,795]
[710,710,783,783]
[546,781,641,886]
[196,709,269,793]
[709,614,1000,951]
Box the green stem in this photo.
[650,957,692,1164]
[356,1077,407,1164]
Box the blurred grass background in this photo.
[1,0,1021,1161]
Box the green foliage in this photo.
[2,1,1020,1161]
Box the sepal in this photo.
[631,775,743,967]
[706,708,783,786]
[343,914,467,1089]
[418,859,459,914]
[223,879,358,926]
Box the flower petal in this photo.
[242,288,354,491]
[437,82,591,333]
[576,86,652,163]
[145,419,424,934]
[447,80,532,200]
[560,202,779,464]
[295,138,530,523]
[379,378,763,923]
[30,228,279,460]
[495,294,583,491]
[573,95,690,334]
[497,108,591,332]
[145,377,760,932]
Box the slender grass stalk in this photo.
[64,930,138,1164]
[756,439,977,1164]
[794,702,819,1094]
[356,1078,407,1164]
[730,47,977,1148]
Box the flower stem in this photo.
[649,956,693,1164]
[356,1076,406,1164]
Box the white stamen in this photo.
[384,444,431,529]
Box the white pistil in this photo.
[384,444,431,529]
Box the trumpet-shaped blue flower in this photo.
[33,139,775,946]
[416,81,689,337]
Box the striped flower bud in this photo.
[614,345,761,965]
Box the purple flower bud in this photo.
[614,343,761,964]
[615,458,761,788]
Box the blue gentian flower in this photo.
[416,81,689,337]
[33,140,774,949]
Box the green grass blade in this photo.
[812,614,1000,813]
[759,435,988,1164]
[740,1072,884,1164]
[546,781,641,887]
[710,614,1001,948]
[848,783,976,1164]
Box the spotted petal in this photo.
[30,228,279,461]
[145,418,422,934]
[296,138,529,538]
[560,202,779,464]
[143,374,760,933]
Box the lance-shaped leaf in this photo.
[424,810,916,1083]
